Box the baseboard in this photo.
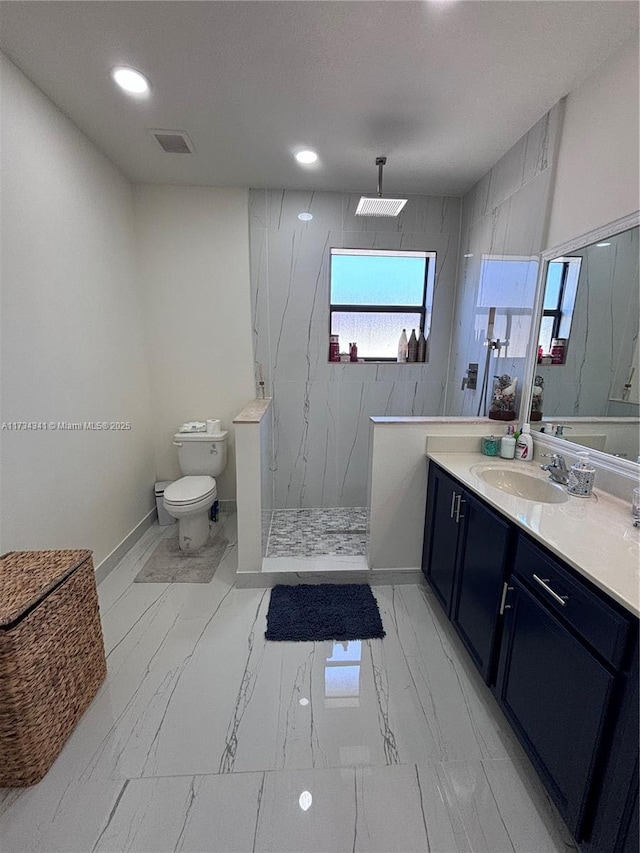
[235,568,425,588]
[95,507,157,585]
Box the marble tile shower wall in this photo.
[249,189,461,508]
[445,105,562,417]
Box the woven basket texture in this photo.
[0,551,106,786]
[0,549,93,626]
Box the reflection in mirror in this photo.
[529,223,639,460]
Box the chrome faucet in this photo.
[541,453,569,485]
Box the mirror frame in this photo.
[520,209,640,473]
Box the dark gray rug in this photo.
[134,534,228,583]
[265,583,385,641]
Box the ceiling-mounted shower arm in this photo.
[376,156,387,197]
[355,155,406,217]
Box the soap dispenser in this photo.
[500,426,516,459]
[567,452,596,497]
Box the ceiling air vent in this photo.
[149,129,195,154]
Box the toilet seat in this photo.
[164,475,216,506]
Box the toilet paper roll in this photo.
[206,419,222,435]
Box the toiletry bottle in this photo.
[397,329,408,362]
[417,330,426,363]
[515,423,533,461]
[350,342,358,362]
[567,452,596,497]
[500,426,516,459]
[329,334,340,363]
[407,329,418,362]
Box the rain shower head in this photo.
[355,157,407,217]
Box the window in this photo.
[329,249,435,361]
[538,257,582,355]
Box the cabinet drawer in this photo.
[514,537,631,669]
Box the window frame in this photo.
[542,259,569,343]
[538,256,582,356]
[328,248,434,362]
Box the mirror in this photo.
[525,214,639,461]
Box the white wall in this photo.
[368,420,498,569]
[546,37,640,249]
[0,54,156,567]
[134,185,255,498]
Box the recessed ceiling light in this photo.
[111,66,150,96]
[295,149,318,165]
[596,242,611,247]
[298,791,313,811]
[298,212,313,221]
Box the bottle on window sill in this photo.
[349,342,358,362]
[329,334,340,363]
[417,331,427,363]
[397,329,408,363]
[407,329,418,362]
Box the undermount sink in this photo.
[474,466,569,504]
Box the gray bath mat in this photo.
[134,534,228,583]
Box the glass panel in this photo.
[331,254,426,306]
[477,256,539,309]
[331,312,423,359]
[543,262,563,309]
[538,315,555,353]
[505,312,532,359]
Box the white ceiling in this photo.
[1,1,637,196]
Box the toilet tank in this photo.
[174,431,228,476]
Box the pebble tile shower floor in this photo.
[0,513,578,852]
[266,507,368,557]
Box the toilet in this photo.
[163,430,228,551]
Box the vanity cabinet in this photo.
[422,463,512,682]
[494,536,634,840]
[422,461,639,851]
[421,465,460,613]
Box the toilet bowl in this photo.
[163,429,229,552]
[163,475,217,551]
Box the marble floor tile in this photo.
[439,759,578,853]
[0,513,577,852]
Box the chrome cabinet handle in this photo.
[450,492,457,519]
[172,441,183,447]
[455,497,466,523]
[499,582,514,615]
[533,574,568,606]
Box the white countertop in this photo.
[427,451,640,617]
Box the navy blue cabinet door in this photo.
[422,464,460,615]
[452,493,511,683]
[496,578,615,838]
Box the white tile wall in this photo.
[445,106,561,418]
[249,189,462,507]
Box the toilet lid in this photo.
[164,476,216,505]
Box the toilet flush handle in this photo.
[173,441,183,447]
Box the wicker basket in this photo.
[0,549,107,786]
